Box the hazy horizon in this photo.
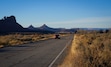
[0,0,111,28]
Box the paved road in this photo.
[0,34,73,67]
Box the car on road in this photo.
[55,34,60,39]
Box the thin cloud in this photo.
[73,17,111,23]
[36,17,111,28]
[46,17,111,25]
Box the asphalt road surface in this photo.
[0,34,73,67]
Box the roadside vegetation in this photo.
[59,30,111,67]
[0,33,54,48]
[0,33,68,48]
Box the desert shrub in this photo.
[59,32,111,67]
[0,36,11,46]
[0,33,56,48]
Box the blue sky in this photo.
[0,0,111,28]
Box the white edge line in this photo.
[48,39,72,67]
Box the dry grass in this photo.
[0,33,68,48]
[59,32,111,67]
[0,34,55,48]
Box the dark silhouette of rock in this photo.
[0,15,77,34]
[0,15,24,32]
[36,24,77,33]
[39,24,53,30]
[27,25,42,32]
[37,24,55,33]
[39,24,50,29]
[28,25,36,30]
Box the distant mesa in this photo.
[0,15,24,32]
[0,15,77,34]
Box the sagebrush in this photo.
[59,32,111,67]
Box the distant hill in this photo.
[38,24,57,32]
[0,15,78,34]
[28,25,37,31]
[28,24,77,33]
[2,15,109,34]
[0,16,24,32]
[27,24,55,33]
[28,24,53,31]
[39,24,51,30]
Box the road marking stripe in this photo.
[48,39,72,67]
